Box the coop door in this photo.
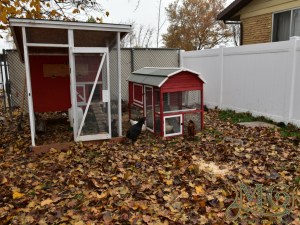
[164,115,183,137]
[72,49,111,141]
[145,86,154,132]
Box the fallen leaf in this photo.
[195,186,205,195]
[41,198,53,206]
[12,191,25,199]
[1,176,8,184]
[180,190,189,199]
[103,211,113,224]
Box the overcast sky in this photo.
[0,0,235,50]
[102,0,235,46]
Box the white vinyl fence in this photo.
[182,37,300,126]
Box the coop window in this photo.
[163,90,201,112]
[133,83,143,106]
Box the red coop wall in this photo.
[161,71,203,92]
[29,55,71,113]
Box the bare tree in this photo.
[121,22,154,48]
[231,24,241,46]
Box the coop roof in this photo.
[9,18,131,61]
[127,67,206,87]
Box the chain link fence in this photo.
[120,48,180,101]
[6,50,27,111]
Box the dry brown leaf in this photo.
[41,198,53,206]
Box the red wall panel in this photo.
[161,71,203,92]
[29,55,71,113]
[133,83,143,106]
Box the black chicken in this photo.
[126,117,146,144]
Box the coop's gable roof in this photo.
[127,67,206,87]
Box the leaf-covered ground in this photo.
[0,107,300,225]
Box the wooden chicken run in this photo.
[127,67,206,137]
[9,18,131,146]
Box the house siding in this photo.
[242,13,272,45]
[229,0,300,45]
[237,0,300,20]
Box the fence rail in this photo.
[182,37,300,126]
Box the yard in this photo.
[0,105,300,224]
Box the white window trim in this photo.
[133,83,143,105]
[272,7,300,42]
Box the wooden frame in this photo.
[133,83,144,106]
[14,20,130,146]
[144,85,154,132]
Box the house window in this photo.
[292,8,300,37]
[272,8,300,42]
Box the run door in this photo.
[144,86,154,131]
[71,48,111,141]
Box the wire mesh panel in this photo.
[161,90,203,136]
[6,50,28,111]
[74,53,110,137]
[121,48,180,101]
[130,104,144,121]
[108,48,120,137]
[184,112,202,134]
[132,49,180,71]
[185,90,201,109]
[120,49,132,104]
[163,90,201,112]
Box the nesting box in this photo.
[127,67,206,137]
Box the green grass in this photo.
[218,109,300,139]
[218,110,253,123]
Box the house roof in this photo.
[217,0,253,21]
[9,18,131,61]
[127,67,206,87]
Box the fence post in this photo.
[179,50,185,67]
[284,36,300,124]
[131,48,135,72]
[219,45,224,109]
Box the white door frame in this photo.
[22,27,36,146]
[144,85,154,132]
[71,47,111,141]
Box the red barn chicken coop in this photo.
[127,67,206,137]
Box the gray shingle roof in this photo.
[127,67,205,87]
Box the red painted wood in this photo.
[128,82,133,119]
[161,71,203,92]
[160,89,164,136]
[30,55,71,113]
[133,83,143,104]
[201,89,204,129]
